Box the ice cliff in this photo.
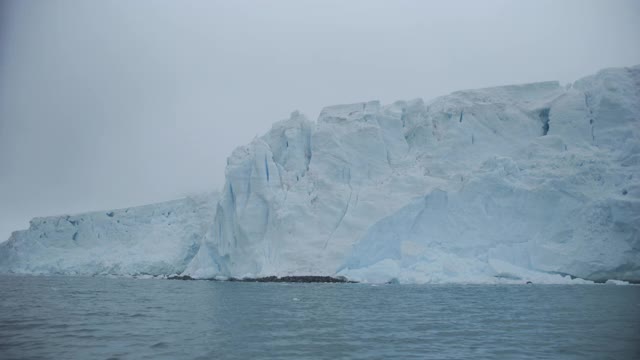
[0,194,217,276]
[1,65,639,283]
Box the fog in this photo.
[1,0,639,240]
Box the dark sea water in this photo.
[0,275,639,360]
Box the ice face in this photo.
[338,155,640,284]
[2,65,639,283]
[189,65,639,282]
[0,194,218,276]
[336,67,640,283]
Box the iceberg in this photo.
[1,65,639,283]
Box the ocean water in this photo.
[0,275,638,360]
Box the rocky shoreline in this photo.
[167,275,356,283]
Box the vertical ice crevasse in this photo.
[539,108,550,136]
[585,92,596,143]
[324,167,353,250]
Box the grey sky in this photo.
[1,0,639,241]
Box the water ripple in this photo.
[0,275,639,360]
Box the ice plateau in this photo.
[1,65,639,283]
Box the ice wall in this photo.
[2,65,638,283]
[0,194,218,276]
[338,66,640,283]
[186,65,639,282]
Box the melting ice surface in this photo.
[1,275,639,360]
[1,65,639,283]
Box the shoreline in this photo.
[0,273,637,285]
[167,275,356,283]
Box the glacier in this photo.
[1,65,639,283]
[0,194,218,276]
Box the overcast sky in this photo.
[1,0,639,241]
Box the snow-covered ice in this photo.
[1,65,639,283]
